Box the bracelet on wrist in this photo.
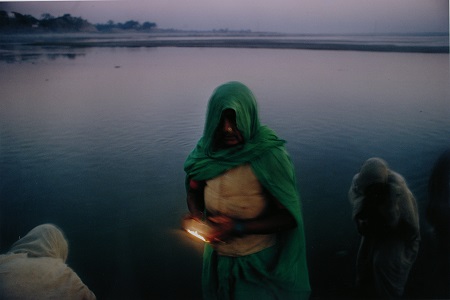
[234,220,245,234]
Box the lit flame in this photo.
[186,229,208,242]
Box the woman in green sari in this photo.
[184,81,310,299]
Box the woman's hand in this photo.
[207,214,236,243]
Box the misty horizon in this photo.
[1,0,448,35]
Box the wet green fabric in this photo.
[184,82,310,299]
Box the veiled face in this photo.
[214,109,244,148]
[201,82,261,154]
[365,182,389,197]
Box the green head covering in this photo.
[202,82,260,150]
[184,81,286,180]
[184,81,310,296]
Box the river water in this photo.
[0,37,449,299]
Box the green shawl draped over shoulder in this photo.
[184,82,310,297]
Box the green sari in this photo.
[184,82,311,299]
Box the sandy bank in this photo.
[29,38,449,53]
[2,32,449,53]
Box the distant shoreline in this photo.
[29,38,449,53]
[1,32,449,54]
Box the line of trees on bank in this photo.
[0,10,157,33]
[96,20,157,32]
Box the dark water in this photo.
[0,42,449,299]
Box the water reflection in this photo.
[0,45,449,299]
[1,32,448,64]
[0,51,84,63]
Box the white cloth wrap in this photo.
[348,158,420,298]
[205,164,276,256]
[0,224,96,300]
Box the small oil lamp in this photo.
[182,216,213,243]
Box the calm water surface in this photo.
[0,46,449,299]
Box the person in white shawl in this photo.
[348,158,420,298]
[0,224,96,300]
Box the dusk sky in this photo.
[1,0,448,34]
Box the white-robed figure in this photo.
[0,224,96,300]
[348,158,420,298]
